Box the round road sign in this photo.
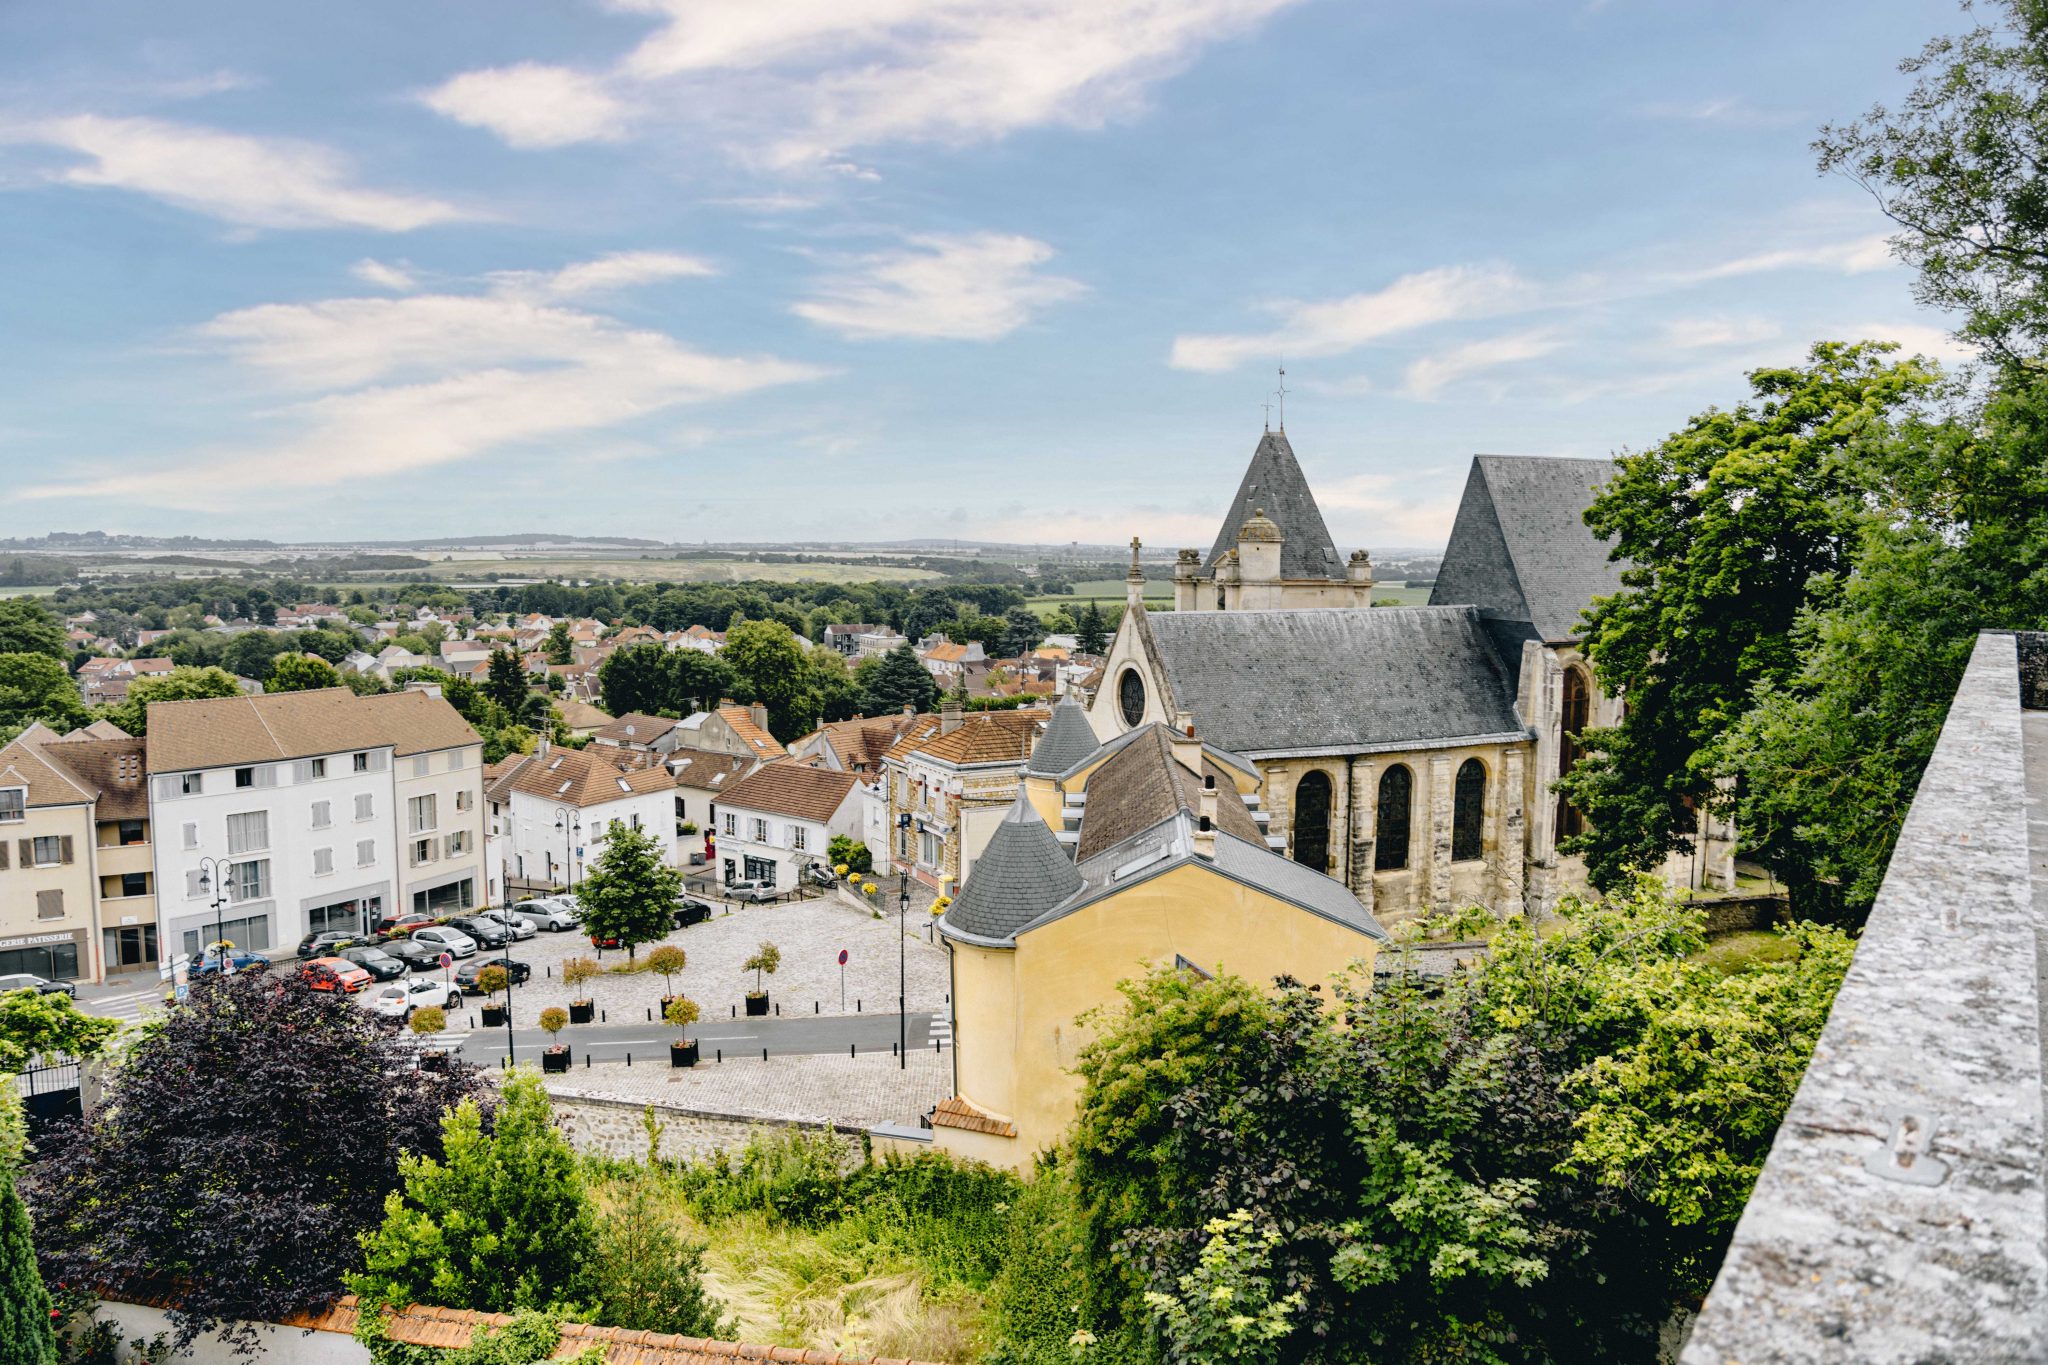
[438,951,454,970]
[838,949,849,966]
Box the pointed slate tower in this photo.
[940,793,1085,944]
[1203,429,1342,582]
[1022,694,1100,779]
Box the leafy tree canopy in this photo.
[0,652,88,738]
[860,643,939,717]
[0,599,66,661]
[0,988,120,1071]
[101,665,241,736]
[266,652,344,693]
[576,821,681,956]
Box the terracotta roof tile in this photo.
[502,745,673,808]
[717,705,786,758]
[717,763,859,824]
[144,687,479,773]
[931,1096,1017,1138]
[593,712,685,746]
[889,711,1048,768]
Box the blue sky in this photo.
[0,0,1968,550]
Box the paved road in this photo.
[451,1007,943,1066]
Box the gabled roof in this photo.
[716,705,786,758]
[1073,724,1263,861]
[886,710,1047,768]
[1021,694,1099,777]
[40,732,150,819]
[1429,454,1626,642]
[496,745,673,807]
[355,689,486,755]
[717,763,859,824]
[801,713,924,771]
[666,745,753,791]
[0,724,99,808]
[940,795,1084,942]
[1142,607,1524,756]
[1203,429,1342,581]
[592,712,683,746]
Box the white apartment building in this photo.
[146,688,482,959]
[711,764,861,890]
[484,742,676,899]
[363,689,488,918]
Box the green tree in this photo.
[577,821,681,957]
[352,1072,602,1316]
[1558,342,1938,891]
[593,1175,727,1337]
[1076,601,1110,656]
[0,1083,56,1365]
[860,643,939,716]
[598,644,673,717]
[102,665,241,736]
[721,618,809,741]
[0,653,88,737]
[999,606,1046,658]
[0,599,65,661]
[803,644,862,727]
[484,649,543,727]
[827,833,872,875]
[0,988,120,1071]
[222,630,288,681]
[266,653,343,693]
[544,622,574,666]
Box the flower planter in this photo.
[670,1040,699,1068]
[542,1046,571,1073]
[569,1000,595,1024]
[419,1051,449,1072]
[660,994,679,1015]
[744,993,769,1017]
[480,1004,507,1028]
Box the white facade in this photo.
[150,746,401,959]
[714,790,861,890]
[499,784,675,890]
[394,743,488,917]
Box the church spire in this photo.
[1203,428,1341,582]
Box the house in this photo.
[484,742,676,894]
[41,726,157,979]
[664,746,755,867]
[822,623,880,655]
[553,699,613,738]
[144,687,484,960]
[373,643,429,679]
[588,712,688,755]
[134,628,171,649]
[668,704,786,762]
[935,713,1384,1167]
[676,624,725,654]
[77,658,173,707]
[916,636,986,681]
[0,724,101,983]
[788,711,923,777]
[880,702,1049,895]
[855,629,909,657]
[711,763,861,889]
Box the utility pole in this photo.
[898,869,908,1070]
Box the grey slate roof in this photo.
[1144,607,1525,756]
[1203,429,1342,581]
[1022,694,1099,777]
[939,794,1084,943]
[1430,455,1626,642]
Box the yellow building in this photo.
[934,707,1386,1167]
[0,724,104,984]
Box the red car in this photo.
[300,957,372,994]
[378,912,436,936]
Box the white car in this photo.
[410,926,478,959]
[365,977,458,1020]
[514,898,581,932]
[480,908,537,940]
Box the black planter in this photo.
[542,1046,571,1073]
[744,993,769,1017]
[480,1004,507,1028]
[419,1051,449,1072]
[569,1000,595,1024]
[670,1039,699,1068]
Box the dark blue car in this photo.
[190,949,270,977]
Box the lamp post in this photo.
[193,856,233,978]
[553,806,581,895]
[898,869,908,1071]
[499,873,517,1069]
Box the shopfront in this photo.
[0,928,88,982]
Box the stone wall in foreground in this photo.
[546,1090,865,1164]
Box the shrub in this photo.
[409,1005,446,1035]
[475,966,508,999]
[645,944,687,997]
[561,957,600,1000]
[539,1007,568,1039]
[742,942,780,996]
[663,997,700,1033]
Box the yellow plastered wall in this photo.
[943,860,1379,1168]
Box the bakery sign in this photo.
[0,931,76,951]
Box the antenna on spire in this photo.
[1274,364,1289,431]
[1260,400,1273,431]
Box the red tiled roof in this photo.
[717,763,859,824]
[930,1096,1017,1139]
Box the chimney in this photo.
[902,703,914,717]
[1194,773,1218,860]
[941,698,963,735]
[536,736,551,757]
[749,703,769,732]
[1170,712,1201,775]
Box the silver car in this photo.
[480,908,537,940]
[410,926,478,959]
[513,897,581,931]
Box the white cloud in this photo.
[1658,314,1781,349]
[793,232,1085,340]
[424,0,1302,163]
[490,250,718,300]
[1170,264,1530,373]
[1841,321,1977,364]
[422,62,631,149]
[20,270,824,504]
[1401,328,1562,400]
[1,115,465,231]
[1640,96,1800,126]
[1308,472,1465,545]
[351,258,416,292]
[1693,233,1895,280]
[707,192,819,212]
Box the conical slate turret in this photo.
[940,794,1084,942]
[1022,693,1100,777]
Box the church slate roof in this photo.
[1021,695,1099,777]
[1143,607,1525,756]
[939,794,1085,943]
[1430,455,1626,643]
[1203,429,1343,582]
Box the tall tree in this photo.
[266,653,343,693]
[598,644,671,717]
[1557,342,1938,891]
[999,607,1046,658]
[593,1175,728,1337]
[101,665,241,736]
[0,653,88,738]
[576,820,682,958]
[720,618,809,740]
[544,622,575,666]
[484,649,544,726]
[860,643,940,716]
[1076,601,1110,656]
[352,1072,601,1317]
[0,599,65,661]
[0,1084,55,1365]
[27,973,484,1351]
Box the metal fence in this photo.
[14,1054,83,1148]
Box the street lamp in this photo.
[553,806,582,894]
[194,856,233,978]
[898,869,908,1071]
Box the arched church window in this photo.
[1374,765,1411,871]
[1555,666,1589,841]
[1452,758,1487,862]
[1117,668,1146,728]
[1291,770,1332,872]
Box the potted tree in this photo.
[563,955,599,1024]
[476,964,509,1029]
[742,941,780,1017]
[665,996,701,1068]
[540,1006,571,1072]
[646,944,687,1013]
[410,1005,447,1071]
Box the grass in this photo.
[1694,930,1803,976]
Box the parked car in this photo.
[376,912,437,937]
[409,926,478,959]
[385,938,446,973]
[801,863,837,888]
[340,945,407,981]
[447,916,510,950]
[365,977,458,1021]
[299,957,373,994]
[295,931,359,959]
[190,948,270,977]
[673,897,714,928]
[454,956,533,994]
[514,898,580,931]
[479,908,537,940]
[0,972,75,999]
[725,880,780,903]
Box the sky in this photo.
[0,0,1974,551]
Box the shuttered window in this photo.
[35,889,63,920]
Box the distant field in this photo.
[1371,580,1433,606]
[314,557,944,587]
[0,585,58,598]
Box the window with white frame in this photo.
[352,752,369,773]
[791,825,808,851]
[180,773,202,797]
[355,793,374,822]
[311,800,332,829]
[356,839,375,867]
[751,817,768,842]
[723,813,736,836]
[234,767,254,789]
[412,755,429,778]
[308,756,326,779]
[226,858,268,903]
[31,836,62,866]
[411,837,434,867]
[919,830,942,867]
[313,847,334,876]
[225,810,269,855]
[454,789,473,812]
[444,830,468,856]
[408,793,437,834]
[0,789,23,823]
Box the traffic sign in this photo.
[838,949,849,966]
[173,982,189,1002]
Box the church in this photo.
[1083,426,1735,923]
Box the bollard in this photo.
[935,1038,940,1054]
[814,1001,819,1014]
[716,1048,722,1064]
[646,1008,652,1021]
[585,1052,591,1068]
[857,999,862,1013]
[547,965,552,979]
[762,1047,768,1062]
[601,1009,607,1023]
[851,1043,856,1058]
[731,1004,736,1018]
[893,1042,898,1057]
[775,1002,780,1016]
[626,1052,632,1067]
